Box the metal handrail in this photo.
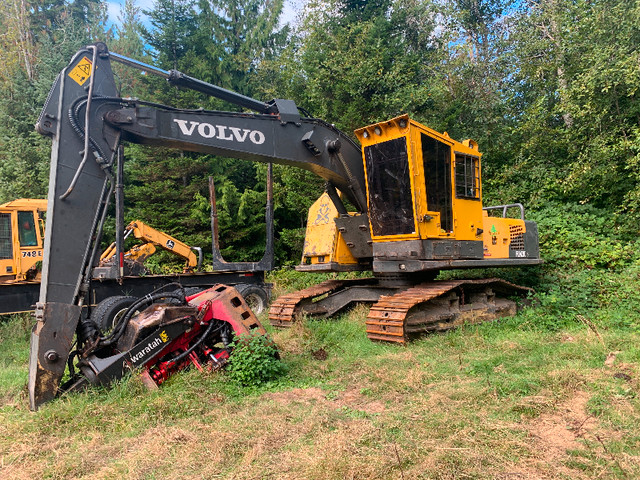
[483,203,525,220]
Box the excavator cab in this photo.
[0,199,47,283]
[364,118,478,234]
[354,115,539,270]
[300,115,538,273]
[355,114,485,261]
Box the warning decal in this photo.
[68,57,93,85]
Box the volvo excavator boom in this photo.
[29,43,371,410]
[29,43,541,410]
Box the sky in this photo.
[106,0,302,31]
[106,0,152,28]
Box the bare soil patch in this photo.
[527,390,595,458]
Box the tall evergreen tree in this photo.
[194,0,288,97]
[0,0,111,203]
[284,0,440,133]
[126,0,291,262]
[142,0,199,70]
[111,0,148,96]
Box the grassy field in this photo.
[1,278,639,480]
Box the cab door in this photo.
[420,132,453,234]
[16,210,42,280]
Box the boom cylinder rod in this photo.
[115,145,125,281]
[108,51,171,78]
[167,71,274,114]
[108,51,274,114]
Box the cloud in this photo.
[107,1,122,27]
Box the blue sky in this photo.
[106,0,153,28]
[106,0,302,30]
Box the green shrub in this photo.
[529,203,639,271]
[227,331,286,385]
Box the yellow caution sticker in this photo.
[68,56,93,85]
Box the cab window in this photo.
[455,154,480,199]
[422,133,453,232]
[18,211,38,246]
[364,137,415,236]
[0,213,12,259]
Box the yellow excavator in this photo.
[270,117,541,342]
[0,199,47,284]
[99,220,203,275]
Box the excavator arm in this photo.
[29,43,368,409]
[100,221,203,273]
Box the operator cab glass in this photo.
[0,213,11,259]
[455,154,480,199]
[18,211,38,247]
[364,137,415,237]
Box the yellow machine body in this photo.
[301,192,359,267]
[300,115,532,269]
[481,212,529,260]
[0,199,47,283]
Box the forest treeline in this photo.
[0,0,638,266]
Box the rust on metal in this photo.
[269,277,532,344]
[366,278,531,343]
[268,279,351,327]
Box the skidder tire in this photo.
[170,287,203,304]
[182,287,203,298]
[236,284,269,315]
[91,295,138,333]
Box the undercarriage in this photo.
[269,277,531,343]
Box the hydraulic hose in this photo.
[60,45,99,200]
[168,320,225,365]
[99,290,186,347]
[68,95,110,162]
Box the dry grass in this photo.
[1,310,639,479]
